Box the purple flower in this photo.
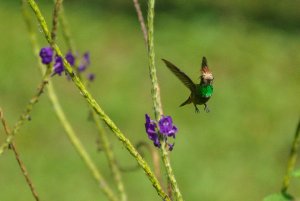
[53,56,64,76]
[83,52,90,65]
[78,65,86,72]
[144,114,178,151]
[39,47,53,64]
[87,73,95,82]
[145,114,156,135]
[145,114,161,148]
[65,51,75,66]
[78,51,90,72]
[167,143,175,151]
[158,116,178,138]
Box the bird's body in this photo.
[162,57,214,113]
[180,84,212,106]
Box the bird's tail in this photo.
[179,96,191,107]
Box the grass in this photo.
[0,2,299,201]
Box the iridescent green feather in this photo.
[200,85,213,97]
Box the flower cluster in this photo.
[39,47,94,81]
[145,114,178,151]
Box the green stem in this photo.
[161,141,182,200]
[281,119,300,194]
[0,68,51,155]
[51,0,63,45]
[21,2,118,201]
[146,0,183,200]
[0,109,40,201]
[59,3,126,199]
[26,0,169,200]
[59,6,76,52]
[91,110,127,201]
[47,83,118,201]
[132,0,162,188]
[132,0,148,46]
[146,0,163,121]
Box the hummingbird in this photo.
[162,57,214,113]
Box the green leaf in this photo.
[263,193,292,201]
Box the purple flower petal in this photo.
[145,114,156,135]
[39,47,53,64]
[158,116,178,138]
[87,73,95,81]
[83,52,90,65]
[53,56,64,76]
[167,143,175,151]
[153,136,161,148]
[65,51,75,66]
[145,114,161,148]
[78,52,90,72]
[78,65,86,72]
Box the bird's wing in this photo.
[162,59,196,92]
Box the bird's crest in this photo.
[201,57,213,80]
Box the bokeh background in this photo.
[0,1,300,200]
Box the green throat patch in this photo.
[200,85,213,97]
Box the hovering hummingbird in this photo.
[162,57,214,113]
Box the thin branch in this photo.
[146,0,163,120]
[0,73,50,155]
[137,142,162,184]
[132,0,163,190]
[47,83,118,201]
[0,109,40,201]
[281,119,300,195]
[59,6,76,53]
[133,0,148,46]
[91,110,127,201]
[51,0,63,45]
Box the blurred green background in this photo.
[0,1,300,201]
